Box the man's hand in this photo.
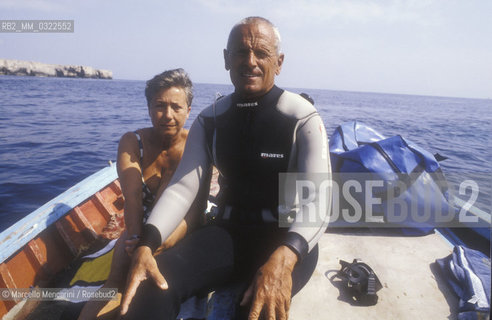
[120,246,168,316]
[240,245,298,320]
[124,236,140,256]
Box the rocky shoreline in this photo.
[0,59,112,79]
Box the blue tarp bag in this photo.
[329,121,452,234]
[436,245,491,319]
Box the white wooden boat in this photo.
[0,163,489,319]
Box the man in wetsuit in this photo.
[120,16,332,320]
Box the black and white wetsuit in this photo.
[128,86,332,319]
[143,85,331,258]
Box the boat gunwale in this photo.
[0,164,118,264]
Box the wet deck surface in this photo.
[289,230,458,320]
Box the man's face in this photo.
[224,22,284,99]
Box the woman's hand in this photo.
[240,245,298,320]
[120,246,168,316]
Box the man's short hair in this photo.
[227,16,282,55]
[145,68,193,107]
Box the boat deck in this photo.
[18,230,459,320]
[289,230,458,319]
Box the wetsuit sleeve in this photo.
[282,114,332,261]
[139,117,211,252]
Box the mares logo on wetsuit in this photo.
[260,152,284,159]
[236,102,259,108]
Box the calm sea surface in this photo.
[0,76,491,232]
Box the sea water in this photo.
[0,76,490,232]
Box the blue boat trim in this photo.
[0,164,118,264]
[436,228,466,248]
[453,197,491,224]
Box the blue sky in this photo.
[1,0,491,99]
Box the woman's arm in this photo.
[117,132,146,237]
[118,130,202,254]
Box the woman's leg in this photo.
[77,231,130,320]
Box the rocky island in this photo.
[0,59,112,79]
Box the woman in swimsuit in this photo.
[78,68,206,320]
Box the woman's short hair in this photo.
[145,68,193,107]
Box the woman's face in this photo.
[148,86,190,138]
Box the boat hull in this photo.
[0,165,123,318]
